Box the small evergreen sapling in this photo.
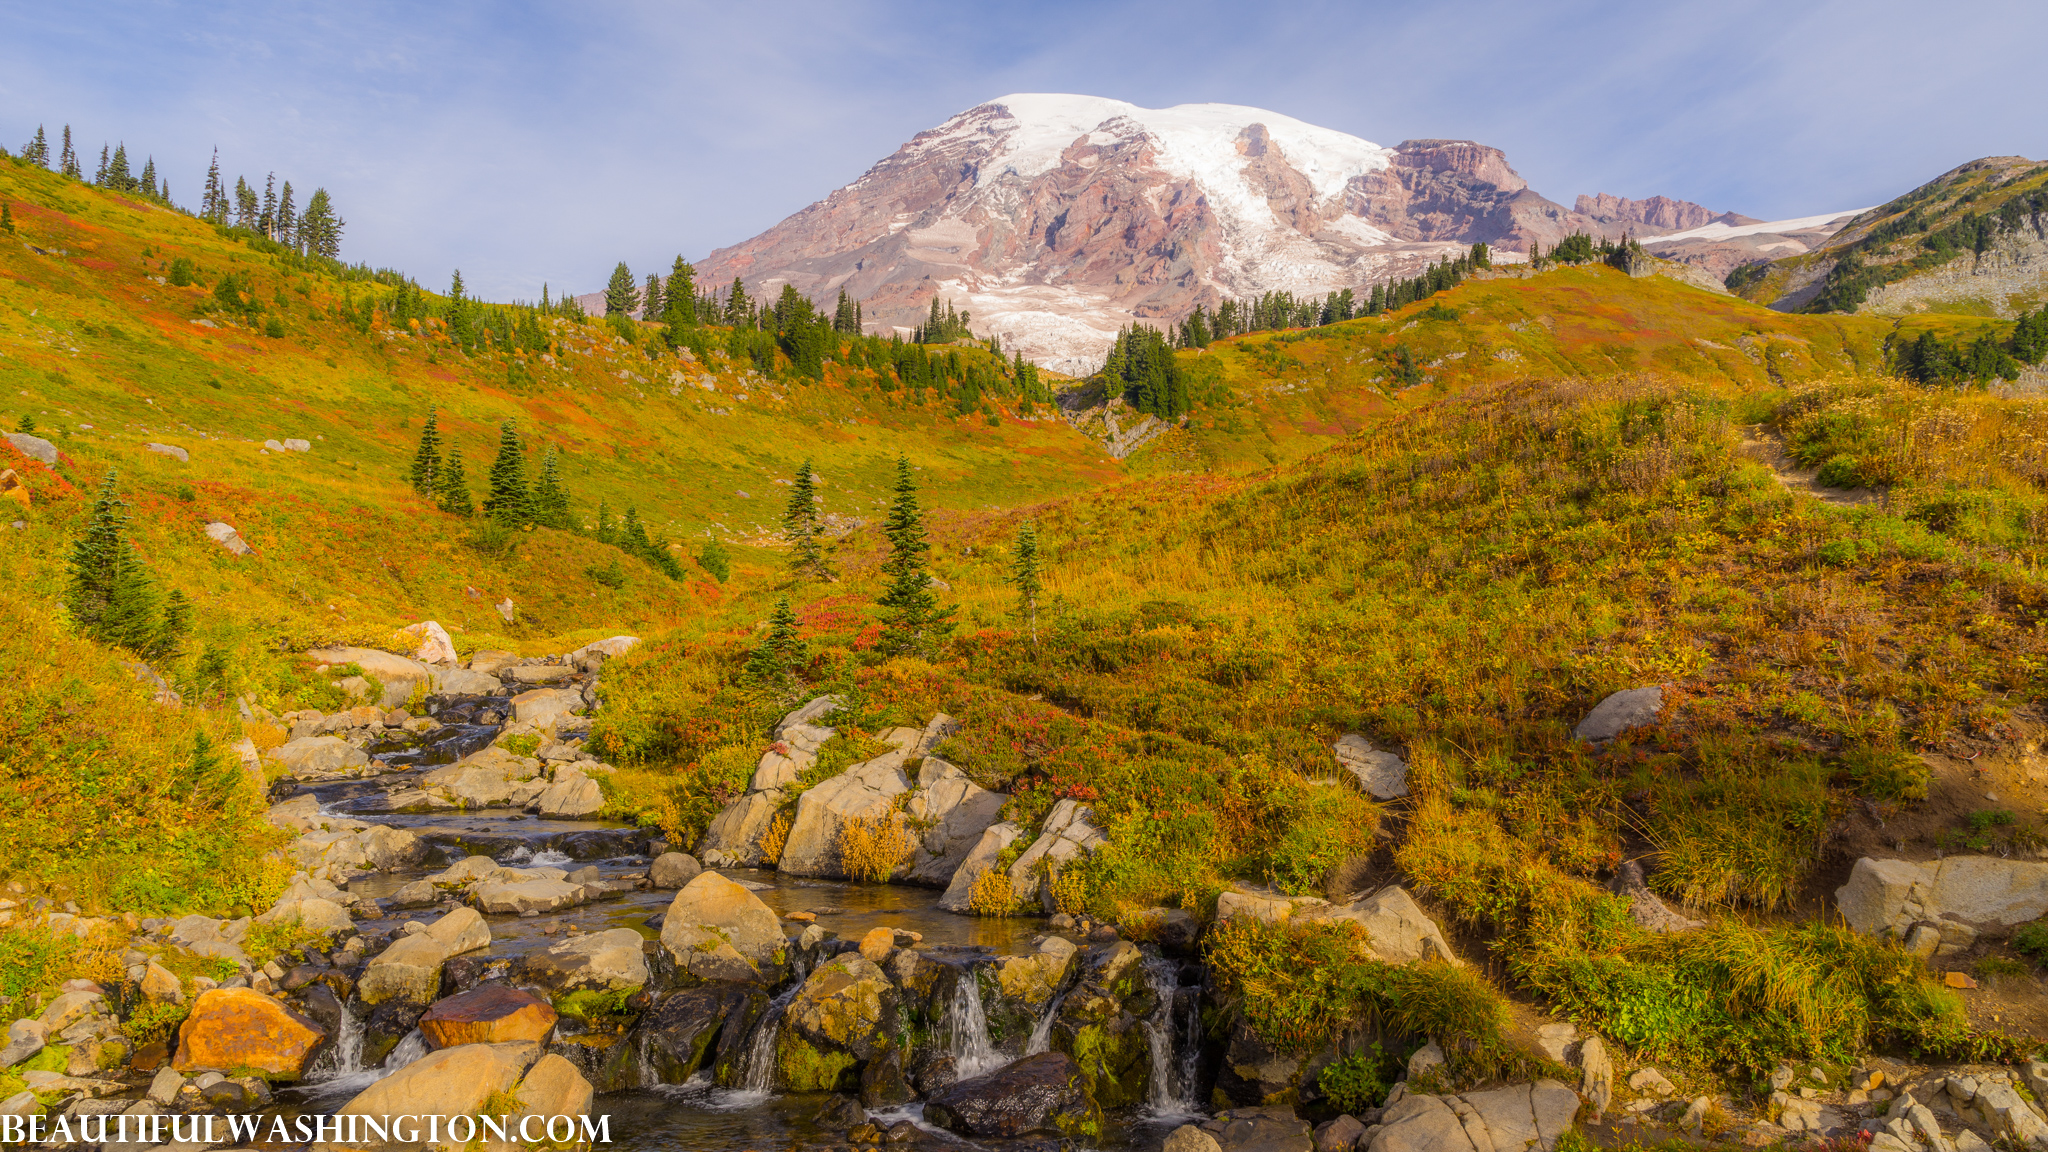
[483,420,532,526]
[1009,520,1043,645]
[744,597,804,695]
[436,452,474,517]
[533,445,570,528]
[876,455,955,656]
[409,408,443,497]
[697,537,731,583]
[783,458,826,578]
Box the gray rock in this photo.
[1837,855,2048,945]
[147,1067,183,1105]
[1611,860,1703,934]
[385,881,439,909]
[1334,734,1409,800]
[569,635,640,663]
[536,769,604,818]
[145,443,189,462]
[511,687,581,729]
[472,878,585,915]
[903,758,1008,885]
[523,928,649,993]
[649,853,702,888]
[1316,1114,1367,1152]
[1301,887,1459,966]
[778,741,915,878]
[267,736,370,777]
[1573,686,1664,743]
[283,438,311,452]
[429,668,501,697]
[203,521,252,555]
[507,664,576,684]
[1007,798,1108,911]
[938,822,1023,914]
[699,790,787,866]
[773,694,846,739]
[4,432,57,465]
[1579,1036,1612,1118]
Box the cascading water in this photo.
[1025,988,1068,1056]
[1141,959,1201,1116]
[384,1028,428,1072]
[944,965,1003,1078]
[734,987,799,1098]
[307,1002,365,1081]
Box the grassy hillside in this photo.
[1126,263,2024,474]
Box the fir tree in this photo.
[276,181,295,248]
[22,126,48,168]
[641,273,663,321]
[260,173,277,237]
[106,145,133,192]
[408,409,443,496]
[783,458,825,578]
[533,445,570,527]
[604,262,638,316]
[436,452,474,516]
[298,189,343,258]
[482,420,531,525]
[151,587,192,661]
[59,127,79,179]
[64,471,182,656]
[593,500,615,544]
[724,277,749,327]
[876,456,955,656]
[1,204,12,235]
[1008,520,1043,645]
[139,157,158,200]
[743,596,803,693]
[664,257,697,328]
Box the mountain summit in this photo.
[696,95,1731,370]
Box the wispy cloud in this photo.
[3,0,2042,300]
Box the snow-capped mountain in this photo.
[693,94,1728,372]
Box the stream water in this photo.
[270,685,1205,1149]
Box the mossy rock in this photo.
[776,1032,859,1093]
[1059,1019,1151,1109]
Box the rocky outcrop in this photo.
[357,909,491,1006]
[1837,855,2048,957]
[332,1040,541,1141]
[777,728,922,878]
[938,822,1023,913]
[1298,887,1460,966]
[923,1051,1103,1140]
[1365,1080,1582,1152]
[304,647,436,709]
[268,736,370,777]
[524,928,649,994]
[1006,799,1108,912]
[902,758,1008,885]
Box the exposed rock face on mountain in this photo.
[1641,209,1867,281]
[692,95,1734,373]
[1575,193,1753,235]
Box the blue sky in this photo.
[5,0,2043,301]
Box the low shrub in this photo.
[839,811,913,883]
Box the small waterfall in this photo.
[308,1001,365,1081]
[737,986,801,1095]
[1142,960,1200,1116]
[384,1029,428,1071]
[945,966,1002,1078]
[1024,988,1068,1056]
[531,849,573,867]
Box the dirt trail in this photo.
[1736,424,1886,509]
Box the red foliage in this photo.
[0,443,78,504]
[851,623,883,651]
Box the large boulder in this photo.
[649,852,702,889]
[1334,734,1409,800]
[168,915,251,963]
[1050,941,1154,1108]
[400,621,459,666]
[923,1051,1103,1140]
[777,735,919,878]
[1837,856,2048,948]
[1216,884,1328,925]
[537,768,604,818]
[1007,799,1108,912]
[429,668,501,697]
[305,647,435,709]
[659,872,788,983]
[778,954,899,1091]
[419,985,558,1048]
[507,664,576,684]
[268,736,370,777]
[473,877,585,915]
[774,695,846,738]
[939,822,1024,913]
[254,896,354,936]
[632,987,748,1085]
[172,988,327,1078]
[750,723,834,791]
[420,746,544,808]
[5,431,58,465]
[1299,887,1460,965]
[1367,1080,1581,1152]
[570,635,641,663]
[507,1053,594,1138]
[512,687,583,729]
[903,759,1008,886]
[1192,1108,1313,1152]
[524,929,649,994]
[358,909,490,1005]
[1573,687,1665,744]
[330,1041,541,1145]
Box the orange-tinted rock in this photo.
[172,988,326,1078]
[419,984,558,1048]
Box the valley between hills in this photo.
[5,95,2048,1152]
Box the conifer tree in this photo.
[93,145,109,185]
[483,420,531,525]
[436,452,473,516]
[139,157,158,200]
[641,273,663,320]
[64,471,185,657]
[876,455,954,656]
[1,204,13,236]
[409,408,443,496]
[298,189,343,258]
[60,127,79,179]
[696,537,730,583]
[533,445,570,527]
[604,262,638,316]
[260,174,277,237]
[664,257,697,327]
[783,458,825,578]
[22,126,48,167]
[594,500,615,544]
[743,596,803,692]
[724,277,749,327]
[276,181,296,248]
[1008,520,1043,645]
